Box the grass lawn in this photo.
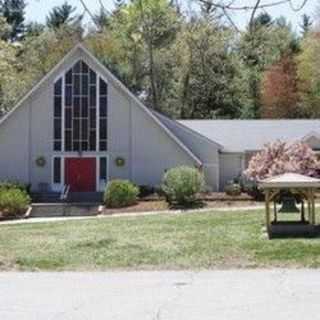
[1,210,320,271]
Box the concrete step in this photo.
[30,203,101,218]
[31,192,104,204]
[31,192,62,203]
[68,192,104,203]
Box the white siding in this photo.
[219,153,244,191]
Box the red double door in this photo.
[65,158,96,192]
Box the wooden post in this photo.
[274,201,277,223]
[311,188,316,225]
[265,190,271,232]
[307,189,311,224]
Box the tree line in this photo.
[0,0,319,119]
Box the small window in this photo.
[100,141,107,151]
[99,97,107,117]
[54,141,61,151]
[65,70,73,84]
[100,157,107,181]
[99,119,107,140]
[65,85,72,106]
[100,79,108,95]
[89,86,96,106]
[54,119,62,139]
[54,79,62,95]
[81,61,89,74]
[81,74,88,95]
[53,157,61,184]
[89,131,96,151]
[54,96,62,117]
[90,70,96,84]
[74,75,80,95]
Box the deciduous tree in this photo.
[261,55,301,118]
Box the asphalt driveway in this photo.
[0,270,319,319]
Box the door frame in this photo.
[51,154,109,192]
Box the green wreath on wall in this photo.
[35,156,46,167]
[115,157,125,167]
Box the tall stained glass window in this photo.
[53,60,108,152]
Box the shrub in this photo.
[239,174,264,201]
[162,166,205,206]
[224,182,241,196]
[0,181,31,194]
[0,188,31,217]
[104,180,139,208]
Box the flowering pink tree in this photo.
[245,141,320,181]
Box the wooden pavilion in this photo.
[260,173,320,237]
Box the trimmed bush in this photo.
[0,181,31,194]
[104,180,139,208]
[0,188,31,217]
[224,182,241,196]
[162,166,205,206]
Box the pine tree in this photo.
[0,0,26,41]
[300,14,312,36]
[46,2,80,29]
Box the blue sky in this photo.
[26,0,317,32]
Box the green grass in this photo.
[1,210,320,271]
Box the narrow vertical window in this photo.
[53,157,61,184]
[53,78,62,151]
[100,157,107,181]
[99,78,108,151]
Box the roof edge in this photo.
[0,44,82,127]
[153,110,223,150]
[0,43,202,166]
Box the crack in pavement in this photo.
[152,271,196,320]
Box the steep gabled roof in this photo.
[179,120,320,152]
[0,43,202,166]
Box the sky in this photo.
[25,0,317,32]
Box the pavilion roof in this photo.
[260,173,320,189]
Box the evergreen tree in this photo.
[0,0,26,41]
[46,2,80,29]
[300,14,312,36]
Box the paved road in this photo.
[0,270,319,319]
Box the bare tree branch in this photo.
[249,0,262,31]
[222,7,240,32]
[78,0,98,26]
[289,0,309,11]
[197,0,310,11]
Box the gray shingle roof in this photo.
[178,120,320,152]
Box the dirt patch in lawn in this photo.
[101,199,262,215]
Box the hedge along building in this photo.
[0,44,319,195]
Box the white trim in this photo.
[98,155,109,192]
[51,156,63,192]
[96,75,100,152]
[0,45,81,127]
[0,43,201,166]
[51,154,109,192]
[79,44,202,166]
[153,110,223,149]
[61,76,65,152]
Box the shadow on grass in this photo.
[269,224,320,239]
[169,200,206,211]
[74,238,116,249]
[15,256,66,270]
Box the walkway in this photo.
[0,270,319,319]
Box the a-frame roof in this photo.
[0,43,202,166]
